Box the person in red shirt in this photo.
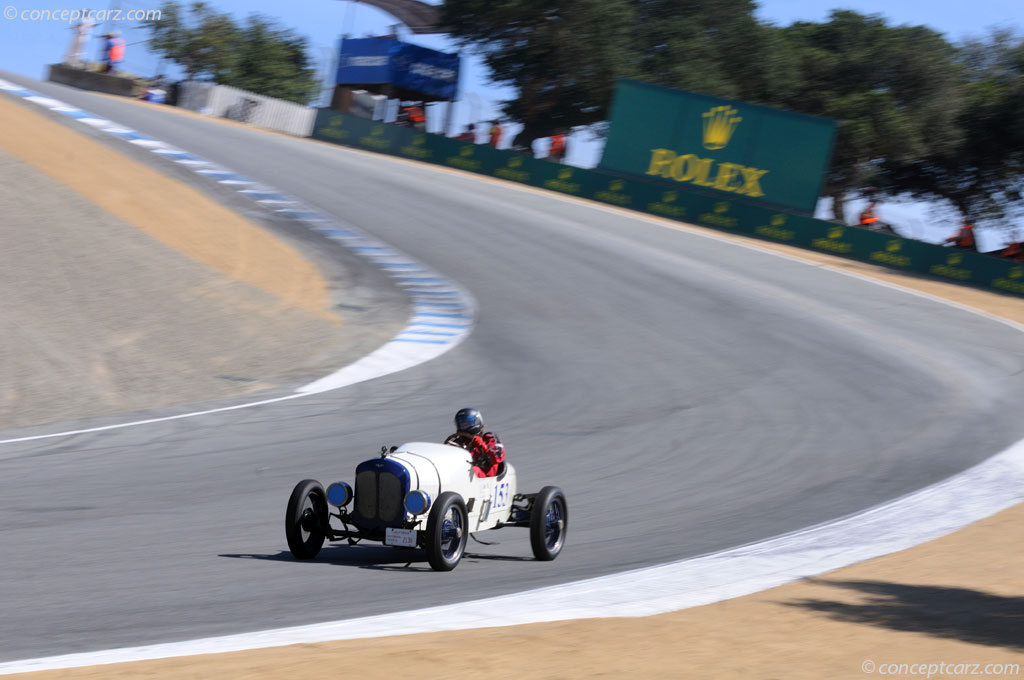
[456,123,476,142]
[488,120,502,148]
[444,408,506,478]
[548,131,567,163]
[945,224,976,249]
[1002,241,1024,261]
[404,104,426,131]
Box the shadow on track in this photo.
[783,579,1024,649]
[220,546,534,572]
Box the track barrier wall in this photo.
[177,82,317,137]
[310,108,1024,298]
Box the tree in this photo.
[776,11,964,221]
[442,0,804,151]
[442,0,639,146]
[878,30,1024,223]
[224,15,320,104]
[632,0,792,103]
[146,1,319,104]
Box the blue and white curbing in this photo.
[0,78,476,417]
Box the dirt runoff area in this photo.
[0,95,341,429]
[7,141,1024,677]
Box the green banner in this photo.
[308,108,1024,299]
[599,80,836,214]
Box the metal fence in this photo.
[176,81,317,137]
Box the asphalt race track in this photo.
[2,73,1023,662]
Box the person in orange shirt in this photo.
[548,131,567,163]
[104,31,125,73]
[403,104,426,131]
[488,120,502,148]
[859,201,880,229]
[945,224,976,250]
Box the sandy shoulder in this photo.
[0,95,333,322]
[0,96,345,429]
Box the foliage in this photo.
[878,30,1024,223]
[632,0,784,102]
[145,1,319,104]
[773,11,964,219]
[441,0,639,144]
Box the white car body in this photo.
[387,441,517,533]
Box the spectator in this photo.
[1001,240,1024,261]
[944,224,976,250]
[859,201,880,229]
[404,104,426,131]
[548,129,567,163]
[488,120,502,148]
[103,31,125,73]
[456,123,475,142]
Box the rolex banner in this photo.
[599,80,836,214]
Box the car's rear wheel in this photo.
[530,486,567,561]
[425,491,468,571]
[285,479,328,560]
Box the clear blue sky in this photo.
[0,0,1019,240]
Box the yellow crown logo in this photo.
[508,156,523,168]
[714,201,729,214]
[1011,267,1023,279]
[828,226,844,239]
[702,106,742,150]
[887,240,902,252]
[610,180,624,191]
[372,125,384,136]
[770,214,786,227]
[558,168,573,180]
[947,252,963,265]
[663,191,677,203]
[414,135,425,145]
[460,145,473,157]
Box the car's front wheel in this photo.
[530,486,567,561]
[285,479,328,560]
[425,491,468,571]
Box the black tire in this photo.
[425,491,468,571]
[285,479,328,560]
[530,486,567,561]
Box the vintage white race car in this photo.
[285,441,567,571]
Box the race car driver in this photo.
[445,408,506,477]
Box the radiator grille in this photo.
[354,469,405,523]
[355,470,376,518]
[378,472,403,522]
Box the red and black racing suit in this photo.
[447,432,506,478]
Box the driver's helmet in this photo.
[454,408,484,435]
